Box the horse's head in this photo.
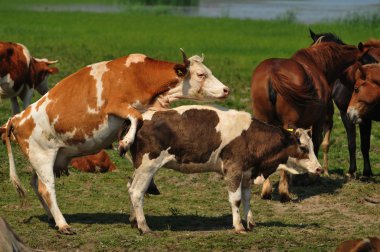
[347,64,380,123]
[358,41,380,65]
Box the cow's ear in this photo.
[174,64,187,77]
[358,42,364,52]
[309,28,317,41]
[305,128,312,137]
[47,67,59,74]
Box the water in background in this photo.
[28,0,380,24]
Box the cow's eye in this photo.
[300,145,309,154]
[197,73,206,78]
[354,87,359,93]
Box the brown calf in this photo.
[70,150,116,173]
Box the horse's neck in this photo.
[293,46,357,84]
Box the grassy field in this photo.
[0,4,380,251]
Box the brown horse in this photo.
[311,31,380,178]
[347,64,380,124]
[251,39,364,201]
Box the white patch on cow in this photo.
[125,54,146,68]
[228,180,244,231]
[87,106,98,114]
[17,43,31,67]
[89,61,109,111]
[253,175,265,185]
[0,74,23,99]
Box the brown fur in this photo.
[70,150,116,173]
[38,179,52,209]
[335,237,380,252]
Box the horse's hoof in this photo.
[58,226,76,235]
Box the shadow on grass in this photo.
[33,213,319,232]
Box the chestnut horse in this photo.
[251,38,363,201]
[310,30,380,178]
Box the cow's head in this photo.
[281,128,323,175]
[30,57,59,94]
[167,49,229,103]
[347,64,380,124]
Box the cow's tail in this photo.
[1,120,26,198]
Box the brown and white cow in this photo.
[70,149,116,173]
[335,237,380,252]
[127,105,322,234]
[0,42,58,114]
[2,51,229,234]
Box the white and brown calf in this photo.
[127,105,322,234]
[2,50,229,234]
[0,42,58,114]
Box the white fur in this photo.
[125,54,146,67]
[89,61,109,110]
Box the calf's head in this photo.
[168,49,229,102]
[347,64,380,124]
[281,128,323,175]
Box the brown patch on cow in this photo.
[131,109,222,168]
[35,96,46,112]
[70,150,117,173]
[38,179,52,209]
[221,119,296,180]
[11,114,35,155]
[44,55,186,145]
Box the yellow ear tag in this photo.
[177,69,183,75]
[286,128,294,132]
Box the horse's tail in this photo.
[1,119,26,198]
[269,71,320,107]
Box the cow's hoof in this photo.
[58,226,76,235]
[139,228,152,235]
[346,172,356,180]
[235,228,247,234]
[260,193,272,200]
[279,194,291,203]
[360,176,371,182]
[247,221,256,231]
[129,217,138,228]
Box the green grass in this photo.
[0,6,380,252]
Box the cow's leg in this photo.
[21,87,34,110]
[359,120,373,178]
[35,81,49,95]
[128,157,164,234]
[113,107,143,156]
[312,121,324,158]
[278,170,291,202]
[10,97,20,115]
[242,171,255,231]
[225,165,245,233]
[340,110,357,178]
[321,104,333,175]
[260,178,272,200]
[29,148,73,234]
[30,172,53,221]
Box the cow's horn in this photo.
[34,58,58,64]
[180,48,190,67]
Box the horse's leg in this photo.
[321,101,334,175]
[242,171,255,231]
[278,170,291,202]
[340,110,357,178]
[260,178,272,200]
[359,119,373,178]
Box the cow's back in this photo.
[132,105,252,170]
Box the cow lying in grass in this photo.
[70,149,116,173]
[126,105,322,234]
[2,51,229,234]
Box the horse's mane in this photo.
[269,70,319,107]
[292,43,357,82]
[313,32,345,45]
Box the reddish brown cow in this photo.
[70,150,116,173]
[0,42,58,114]
[2,50,229,234]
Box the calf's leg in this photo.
[261,178,273,200]
[242,171,255,231]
